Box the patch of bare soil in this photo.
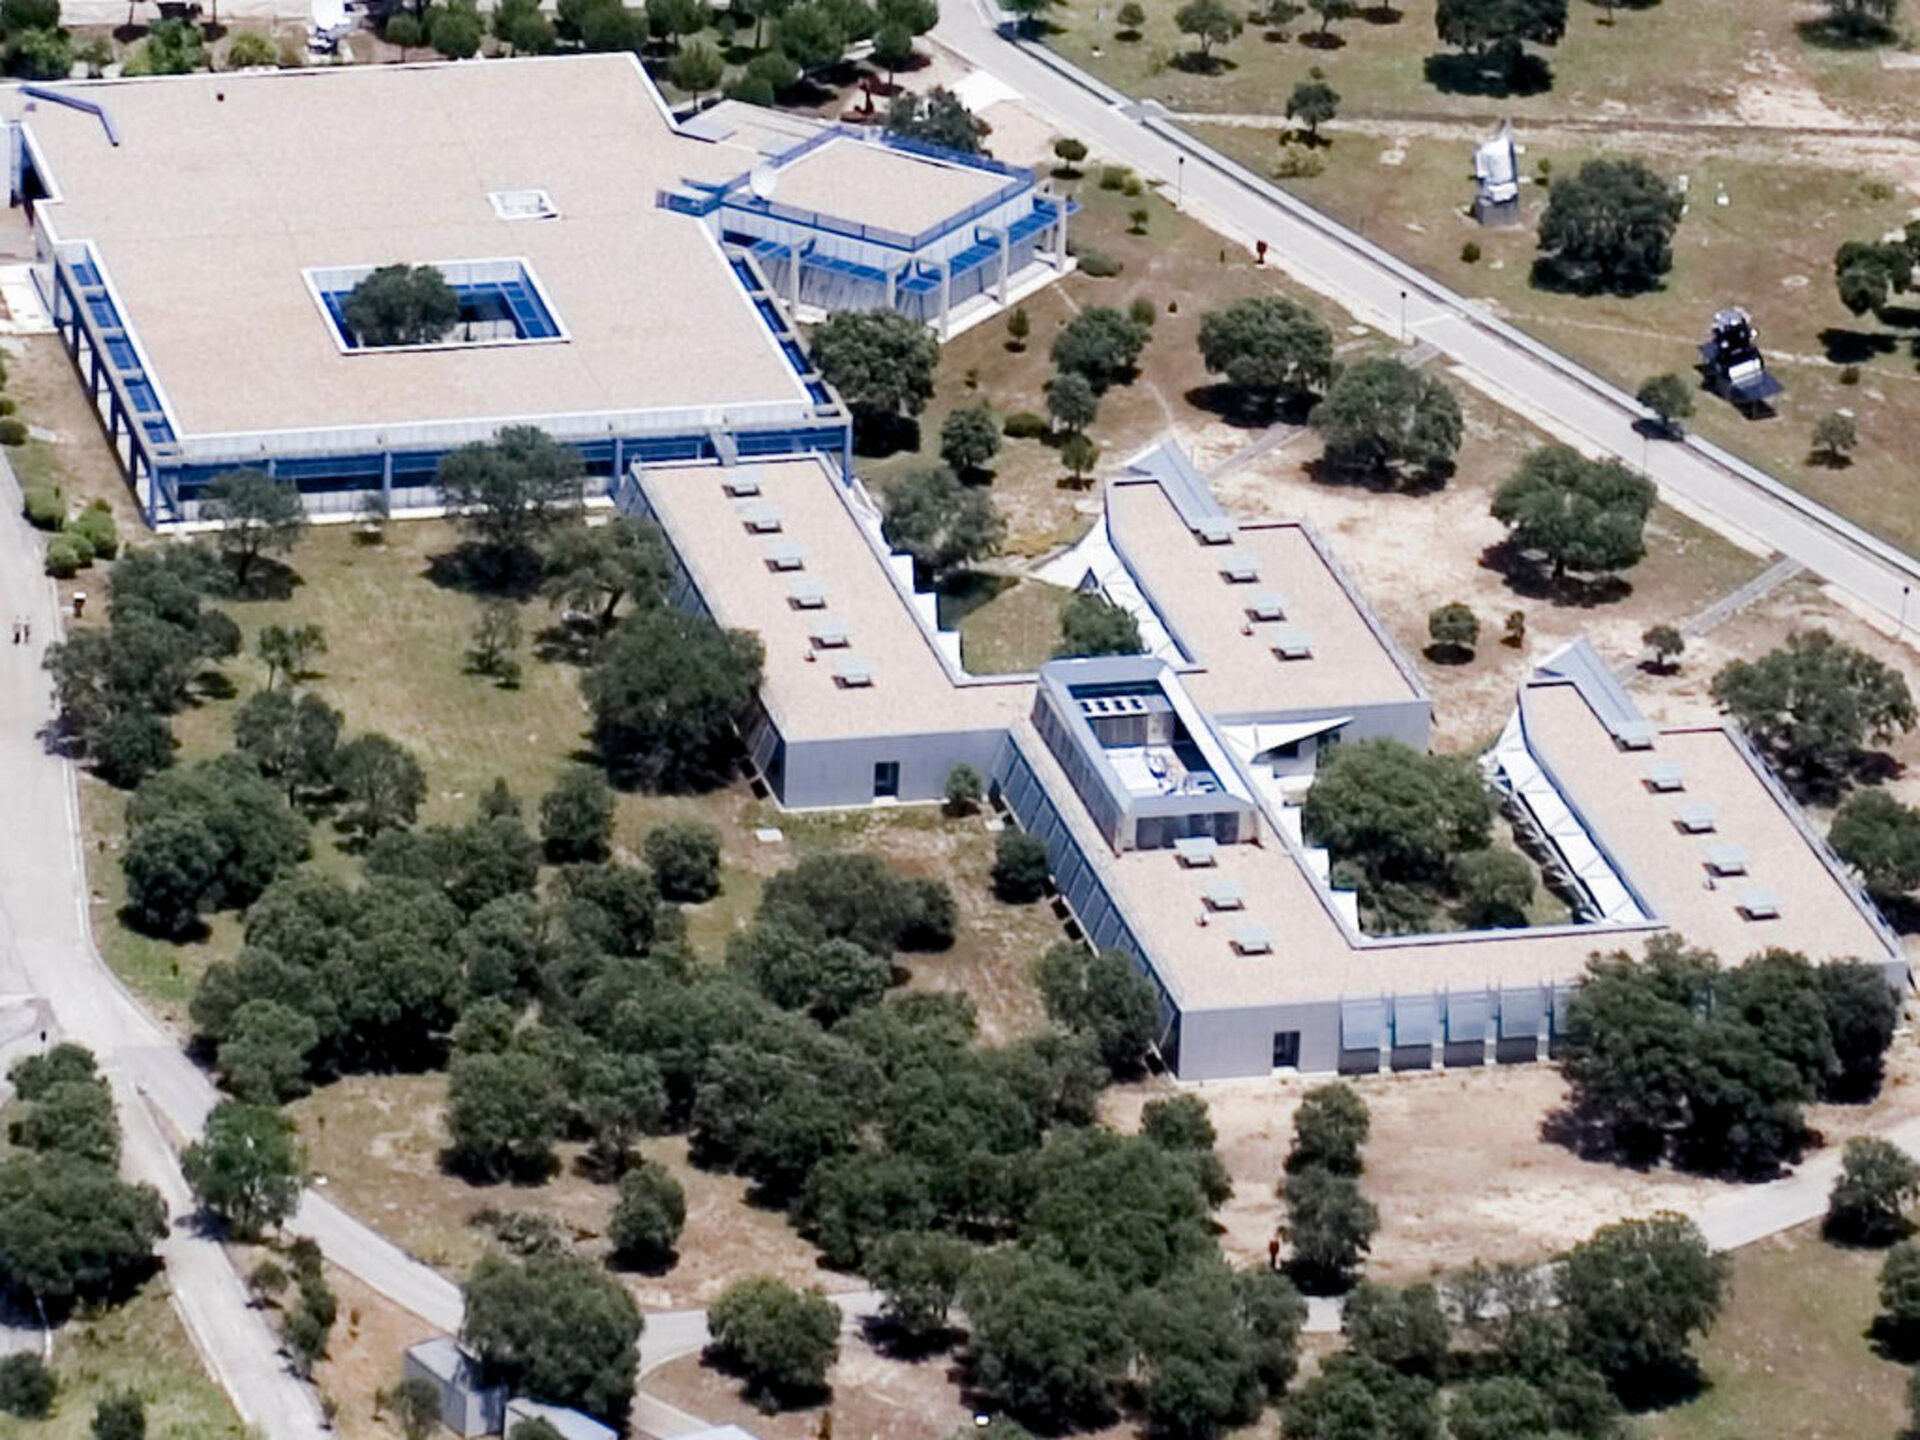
[310,1263,441,1440]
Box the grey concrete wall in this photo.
[1215,699,1433,753]
[777,727,1010,809]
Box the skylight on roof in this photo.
[489,189,558,221]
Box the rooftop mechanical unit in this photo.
[1699,308,1784,411]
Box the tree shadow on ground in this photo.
[1423,49,1552,96]
[223,556,301,603]
[440,1147,559,1189]
[1819,327,1898,365]
[422,544,544,600]
[701,1342,833,1415]
[934,570,1016,632]
[532,617,602,666]
[1359,3,1403,21]
[1480,540,1632,607]
[1423,641,1474,666]
[861,1315,961,1362]
[1538,1104,1664,1171]
[193,669,238,702]
[1298,28,1347,47]
[852,412,922,459]
[1529,256,1669,299]
[1796,15,1897,49]
[1304,454,1453,497]
[116,904,208,947]
[1171,51,1238,73]
[1182,383,1314,430]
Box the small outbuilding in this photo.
[503,1400,617,1440]
[402,1338,508,1439]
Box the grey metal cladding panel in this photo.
[1447,991,1491,1042]
[1551,984,1575,1035]
[1500,987,1547,1039]
[1341,999,1387,1051]
[1394,995,1439,1048]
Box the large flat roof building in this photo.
[624,442,1905,1078]
[5,55,1069,524]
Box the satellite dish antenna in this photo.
[748,165,778,202]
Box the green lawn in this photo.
[953,575,1075,674]
[1647,1224,1909,1440]
[0,1281,247,1440]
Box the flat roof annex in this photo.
[11,56,814,443]
[757,134,1012,240]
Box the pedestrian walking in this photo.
[9,618,17,644]
[21,619,29,645]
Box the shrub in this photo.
[1098,164,1133,190]
[1274,148,1326,179]
[1128,296,1158,328]
[224,29,280,66]
[1841,364,1862,385]
[1076,247,1124,278]
[44,532,87,578]
[0,1354,56,1419]
[23,485,62,530]
[644,820,723,903]
[69,505,119,559]
[944,763,985,816]
[1461,241,1482,263]
[0,417,29,446]
[1123,175,1144,196]
[1002,411,1049,440]
[992,828,1051,903]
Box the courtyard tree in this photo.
[201,469,308,591]
[1286,1082,1370,1176]
[943,762,985,816]
[1434,0,1567,87]
[810,309,940,445]
[1052,305,1152,392]
[429,5,484,58]
[464,1251,642,1423]
[1820,0,1899,41]
[1427,601,1478,659]
[644,820,724,902]
[1643,623,1685,671]
[869,1231,974,1345]
[1636,373,1694,435]
[880,466,1006,584]
[445,1047,568,1181]
[438,426,586,586]
[608,1161,687,1269]
[256,622,327,690]
[493,0,557,51]
[1813,409,1859,466]
[1301,739,1492,890]
[772,1,847,71]
[1711,629,1915,789]
[181,1102,305,1240]
[1821,960,1902,1100]
[960,1249,1132,1428]
[1535,160,1683,294]
[1489,444,1657,585]
[1287,79,1339,142]
[1175,0,1242,62]
[1311,356,1463,487]
[332,732,428,837]
[540,515,672,631]
[1047,370,1100,435]
[1342,1281,1452,1377]
[585,605,764,790]
[1006,305,1032,351]
[871,21,915,82]
[1831,790,1920,900]
[667,40,725,101]
[992,829,1052,903]
[1060,431,1100,486]
[233,689,342,804]
[647,0,711,44]
[940,403,1001,477]
[1053,136,1089,175]
[1827,1136,1920,1245]
[884,86,988,153]
[1558,1213,1725,1404]
[539,765,615,864]
[1196,296,1334,415]
[1036,942,1159,1077]
[342,263,459,347]
[1283,1165,1378,1293]
[707,1277,841,1409]
[1055,591,1143,657]
[1452,847,1535,929]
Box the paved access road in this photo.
[931,0,1920,636]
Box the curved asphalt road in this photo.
[933,0,1920,635]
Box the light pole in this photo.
[1900,583,1911,643]
[1176,155,1185,209]
[1399,289,1407,344]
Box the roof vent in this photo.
[1675,803,1718,834]
[740,502,783,533]
[1614,719,1656,751]
[1173,836,1219,868]
[489,189,558,221]
[1231,924,1274,956]
[832,657,874,688]
[1245,590,1287,622]
[1195,516,1235,545]
[1272,630,1315,661]
[1706,843,1748,876]
[809,616,851,649]
[723,471,763,498]
[1643,761,1685,792]
[1203,879,1246,911]
[1218,550,1260,584]
[787,579,827,609]
[764,542,806,571]
[1737,886,1781,920]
